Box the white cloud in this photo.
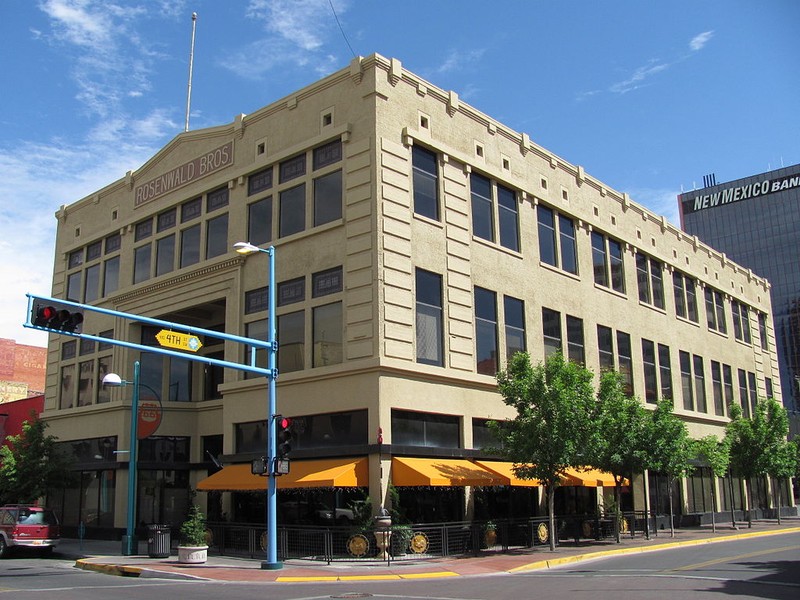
[690,30,714,52]
[626,186,682,227]
[436,48,486,74]
[609,59,670,94]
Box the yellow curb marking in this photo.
[510,527,800,573]
[400,571,459,579]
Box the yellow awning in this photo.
[391,457,506,487]
[473,461,541,487]
[561,467,622,487]
[197,457,368,491]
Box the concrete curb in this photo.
[509,526,800,573]
[75,558,209,581]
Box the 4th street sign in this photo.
[156,329,203,352]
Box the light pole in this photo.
[102,361,142,556]
[234,241,281,570]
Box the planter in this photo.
[177,545,208,564]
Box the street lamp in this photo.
[234,241,281,570]
[102,360,142,556]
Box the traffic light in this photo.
[275,415,293,459]
[32,302,84,333]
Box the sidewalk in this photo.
[62,518,800,583]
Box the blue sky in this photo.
[2,0,799,347]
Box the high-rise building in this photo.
[39,55,787,537]
[679,164,800,418]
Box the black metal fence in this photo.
[205,510,657,564]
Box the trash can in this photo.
[146,524,171,558]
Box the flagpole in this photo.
[185,12,197,133]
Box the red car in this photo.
[0,505,60,557]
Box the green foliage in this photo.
[647,398,693,480]
[180,504,208,546]
[589,371,650,484]
[726,398,792,479]
[692,435,730,478]
[0,415,75,505]
[492,351,596,550]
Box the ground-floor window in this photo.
[49,469,116,530]
[648,472,681,516]
[474,487,539,521]
[396,487,464,523]
[137,469,190,527]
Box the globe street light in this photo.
[234,241,281,570]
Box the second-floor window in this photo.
[591,231,625,293]
[538,205,578,274]
[412,145,439,221]
[470,173,519,252]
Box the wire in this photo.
[329,0,356,59]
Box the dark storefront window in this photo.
[391,409,460,448]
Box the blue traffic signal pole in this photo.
[260,246,280,570]
[125,361,141,556]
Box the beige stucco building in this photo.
[40,54,785,535]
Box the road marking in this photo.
[668,544,800,572]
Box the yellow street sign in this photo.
[156,330,203,352]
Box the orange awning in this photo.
[561,467,622,487]
[197,457,368,491]
[473,461,541,487]
[391,457,506,487]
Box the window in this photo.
[206,213,228,259]
[77,360,94,407]
[470,173,494,242]
[636,253,664,308]
[60,364,75,409]
[475,287,498,375]
[391,409,460,448]
[673,271,699,322]
[206,187,229,212]
[658,344,673,402]
[133,244,151,284]
[105,233,121,253]
[497,184,519,252]
[181,197,202,222]
[538,206,577,274]
[313,139,342,170]
[566,315,584,365]
[747,371,757,416]
[504,296,525,362]
[412,145,439,220]
[245,287,268,314]
[680,351,693,410]
[731,300,752,344]
[765,377,773,399]
[758,312,769,350]
[722,364,734,413]
[248,197,272,247]
[69,249,84,269]
[617,331,633,396]
[67,271,81,302]
[313,170,342,226]
[738,369,750,418]
[278,277,305,306]
[155,234,175,276]
[592,231,625,293]
[245,319,267,378]
[180,224,200,268]
[135,219,152,241]
[157,208,176,232]
[278,311,304,373]
[84,264,100,302]
[279,184,305,237]
[542,308,562,359]
[103,256,119,296]
[248,167,273,196]
[693,355,707,413]
[313,267,343,297]
[598,325,614,371]
[642,339,658,404]
[705,288,727,333]
[711,361,724,416]
[280,153,306,183]
[86,241,102,261]
[313,302,342,367]
[415,269,443,366]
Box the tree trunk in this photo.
[668,476,675,538]
[710,476,717,533]
[773,477,783,525]
[548,484,556,552]
[614,481,622,544]
[728,471,737,530]
[745,479,753,528]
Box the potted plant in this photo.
[483,520,497,548]
[177,505,209,564]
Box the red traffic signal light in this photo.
[275,415,293,459]
[32,304,84,333]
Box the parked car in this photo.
[0,505,61,558]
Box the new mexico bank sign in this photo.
[683,171,800,215]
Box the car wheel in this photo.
[0,536,7,559]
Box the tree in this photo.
[726,399,792,527]
[0,415,74,505]
[588,371,650,543]
[490,352,595,551]
[692,435,731,532]
[646,398,693,538]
